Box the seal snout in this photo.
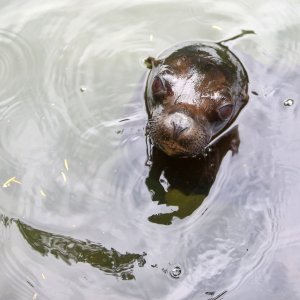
[149,111,209,157]
[166,112,193,139]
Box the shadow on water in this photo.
[1,215,146,280]
[146,126,240,225]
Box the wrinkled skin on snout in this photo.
[145,42,249,157]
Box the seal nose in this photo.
[172,120,189,138]
[166,112,193,139]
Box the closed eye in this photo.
[217,104,233,120]
[152,76,166,96]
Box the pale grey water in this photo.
[0,0,299,299]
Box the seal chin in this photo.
[157,138,208,157]
[158,141,191,157]
[149,124,210,157]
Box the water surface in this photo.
[0,0,299,299]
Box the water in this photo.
[0,0,299,299]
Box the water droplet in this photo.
[80,86,87,93]
[169,264,182,279]
[284,99,294,106]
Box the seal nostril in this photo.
[168,113,193,139]
[172,121,189,138]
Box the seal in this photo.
[144,41,249,157]
[145,126,240,225]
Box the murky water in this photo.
[0,0,299,299]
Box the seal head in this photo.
[145,42,248,157]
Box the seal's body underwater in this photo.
[145,41,249,157]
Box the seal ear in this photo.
[144,57,160,69]
[144,57,155,69]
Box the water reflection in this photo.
[2,215,146,280]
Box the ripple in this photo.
[43,10,152,136]
[0,0,299,299]
[0,30,36,105]
[0,99,67,169]
[188,0,255,41]
[0,218,41,300]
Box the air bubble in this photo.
[284,99,294,106]
[80,86,87,92]
[169,264,182,279]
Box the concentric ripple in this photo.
[44,10,152,138]
[0,30,36,104]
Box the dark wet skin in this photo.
[145,42,249,157]
[146,126,240,225]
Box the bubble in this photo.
[284,99,294,106]
[80,86,87,93]
[169,264,183,279]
